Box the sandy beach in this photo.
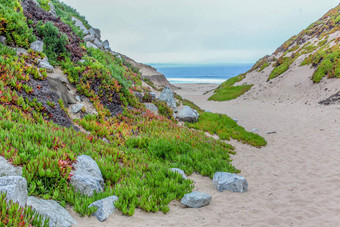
[72,83,340,226]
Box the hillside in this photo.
[210,3,340,105]
[0,0,266,225]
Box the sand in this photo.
[72,83,340,226]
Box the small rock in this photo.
[0,36,6,45]
[89,196,118,222]
[170,168,187,179]
[48,3,57,17]
[213,172,248,193]
[72,17,89,35]
[0,176,27,206]
[15,48,28,55]
[75,95,81,102]
[30,40,44,52]
[71,103,84,114]
[251,128,259,133]
[27,196,77,227]
[181,191,212,208]
[158,86,177,111]
[86,41,98,49]
[144,103,158,114]
[89,28,101,40]
[70,155,104,196]
[233,118,238,123]
[266,131,276,134]
[38,58,54,73]
[101,138,110,144]
[176,106,199,123]
[84,34,95,42]
[134,92,144,102]
[0,156,22,177]
[93,38,103,49]
[102,40,110,50]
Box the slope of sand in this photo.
[71,83,340,226]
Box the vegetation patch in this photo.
[186,112,267,147]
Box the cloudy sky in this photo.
[62,0,338,64]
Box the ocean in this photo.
[150,64,253,84]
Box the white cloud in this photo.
[62,0,339,64]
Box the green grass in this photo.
[208,74,253,101]
[186,112,267,147]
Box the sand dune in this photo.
[72,83,340,226]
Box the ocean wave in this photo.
[168,78,225,84]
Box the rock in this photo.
[158,86,177,111]
[102,40,110,50]
[144,103,158,114]
[89,28,101,40]
[70,155,104,196]
[0,156,22,177]
[149,92,156,100]
[0,176,27,206]
[170,168,187,179]
[0,36,6,45]
[86,41,98,49]
[88,196,118,222]
[27,196,77,227]
[32,0,39,6]
[233,118,238,123]
[181,191,212,208]
[101,138,110,144]
[47,77,77,107]
[134,92,143,102]
[38,58,54,73]
[251,128,258,133]
[30,40,44,52]
[84,34,95,42]
[75,95,81,102]
[72,17,89,35]
[93,38,103,49]
[213,172,248,193]
[71,103,84,114]
[15,48,28,55]
[48,3,57,17]
[266,131,276,134]
[176,106,199,123]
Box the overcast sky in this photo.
[62,0,338,64]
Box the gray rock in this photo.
[38,58,54,73]
[70,155,104,196]
[86,41,98,49]
[0,156,22,177]
[89,28,101,40]
[144,103,158,114]
[170,168,187,179]
[158,86,177,111]
[134,92,143,102]
[30,40,44,52]
[251,128,259,133]
[181,191,212,208]
[48,3,57,17]
[0,176,27,206]
[266,131,276,134]
[213,172,248,193]
[176,106,199,123]
[72,17,89,35]
[47,76,76,107]
[93,38,103,49]
[32,0,39,6]
[71,103,84,114]
[15,48,28,55]
[27,196,77,227]
[102,40,110,50]
[233,118,238,123]
[149,92,156,100]
[75,95,81,102]
[0,36,6,45]
[84,34,95,42]
[89,196,118,222]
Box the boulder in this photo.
[71,103,84,114]
[47,77,77,108]
[93,38,103,49]
[213,172,248,193]
[86,41,98,49]
[0,36,6,45]
[27,196,77,227]
[0,156,22,177]
[176,106,199,123]
[70,155,104,196]
[38,58,54,73]
[158,86,177,111]
[30,40,44,52]
[89,28,101,40]
[84,34,95,42]
[170,168,187,179]
[88,196,118,222]
[72,17,89,35]
[0,176,27,206]
[144,103,158,114]
[102,40,110,50]
[181,191,212,208]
